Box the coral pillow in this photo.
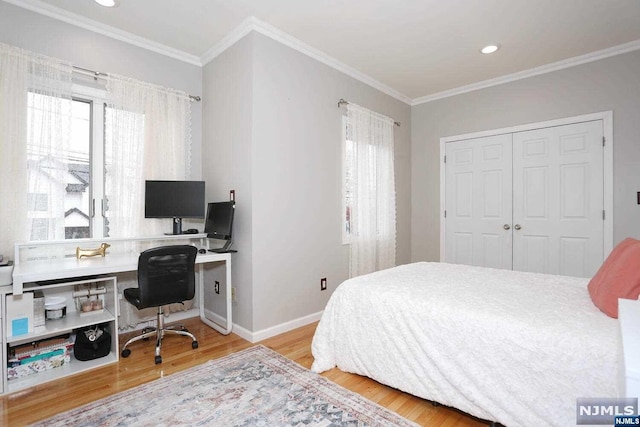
[588,238,640,318]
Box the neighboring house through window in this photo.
[0,42,193,255]
[27,86,108,240]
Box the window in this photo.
[27,194,48,212]
[342,104,396,277]
[342,116,353,243]
[1,45,194,257]
[342,115,381,244]
[26,85,107,241]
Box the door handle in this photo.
[514,224,522,230]
[503,224,511,230]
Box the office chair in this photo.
[120,245,199,364]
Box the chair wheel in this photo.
[121,349,131,358]
[155,355,162,364]
[192,341,199,349]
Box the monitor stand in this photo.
[164,217,182,235]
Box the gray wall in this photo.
[0,1,203,178]
[251,33,411,331]
[411,49,640,262]
[202,35,255,330]
[1,1,412,334]
[203,32,411,332]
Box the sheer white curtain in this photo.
[105,73,194,328]
[346,103,396,277]
[105,73,193,239]
[0,42,73,258]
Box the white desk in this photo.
[0,236,233,395]
[10,236,233,336]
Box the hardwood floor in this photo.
[0,318,488,426]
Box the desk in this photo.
[1,235,233,395]
[10,235,233,336]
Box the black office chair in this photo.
[120,245,199,364]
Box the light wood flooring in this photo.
[0,317,488,426]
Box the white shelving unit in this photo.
[619,298,640,398]
[1,276,119,395]
[0,234,233,395]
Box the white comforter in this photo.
[311,262,620,427]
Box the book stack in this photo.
[7,335,74,380]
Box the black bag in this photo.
[74,325,111,361]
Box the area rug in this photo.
[32,345,417,426]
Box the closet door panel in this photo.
[512,120,604,277]
[445,134,513,269]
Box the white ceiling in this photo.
[7,0,640,104]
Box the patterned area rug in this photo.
[32,345,417,426]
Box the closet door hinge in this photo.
[444,155,447,164]
[444,210,447,218]
[603,210,605,220]
[602,136,606,147]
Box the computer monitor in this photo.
[204,201,235,252]
[144,180,205,235]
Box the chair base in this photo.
[120,306,198,364]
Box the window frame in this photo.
[26,83,108,241]
[72,84,108,239]
[342,115,352,245]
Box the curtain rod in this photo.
[338,98,400,127]
[72,65,202,102]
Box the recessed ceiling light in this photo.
[94,0,117,7]
[481,44,500,54]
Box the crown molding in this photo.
[7,0,640,107]
[201,16,413,105]
[199,16,256,65]
[249,18,413,105]
[3,0,202,66]
[412,38,640,106]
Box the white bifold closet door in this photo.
[445,120,604,278]
[444,133,513,270]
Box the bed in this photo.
[310,261,621,427]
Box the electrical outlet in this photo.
[214,280,220,294]
[230,190,235,201]
[231,287,236,302]
[320,278,327,291]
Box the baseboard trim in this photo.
[120,308,324,344]
[232,311,324,343]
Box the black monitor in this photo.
[204,201,235,252]
[144,180,205,235]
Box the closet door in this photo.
[444,134,513,269]
[512,120,604,277]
